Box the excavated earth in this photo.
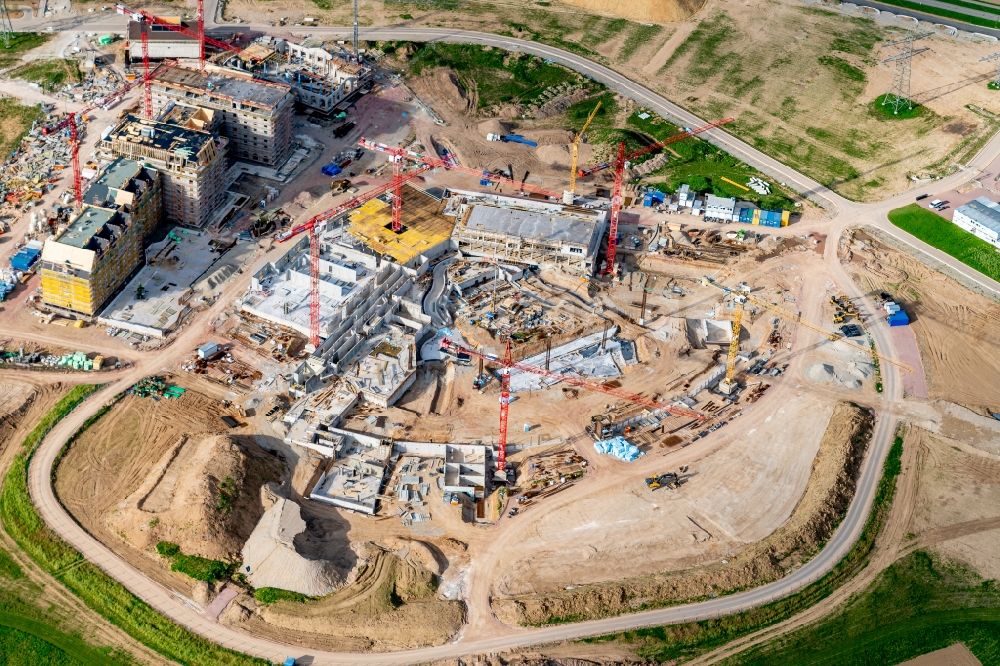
[493,402,874,625]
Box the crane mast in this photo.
[566,100,602,202]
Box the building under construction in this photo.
[151,63,295,166]
[223,37,373,115]
[39,159,162,316]
[100,114,227,228]
[125,19,200,62]
[445,190,607,275]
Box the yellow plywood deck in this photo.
[347,185,455,265]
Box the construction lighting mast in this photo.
[566,100,602,202]
[881,32,931,115]
[279,158,445,347]
[603,141,626,276]
[578,118,733,178]
[441,336,706,468]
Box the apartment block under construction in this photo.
[445,190,607,275]
[100,114,227,228]
[40,159,162,316]
[150,63,295,166]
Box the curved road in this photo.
[13,11,1000,666]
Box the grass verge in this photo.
[253,587,313,605]
[155,542,232,583]
[723,550,1000,665]
[0,386,267,666]
[0,98,44,160]
[583,432,907,662]
[398,42,585,110]
[888,203,1000,282]
[0,33,51,69]
[870,0,1000,29]
[870,94,928,120]
[9,59,82,91]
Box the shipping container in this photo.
[888,311,910,326]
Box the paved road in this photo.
[11,11,1000,666]
[856,0,1000,36]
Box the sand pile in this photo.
[106,434,282,561]
[241,486,346,597]
[807,361,873,391]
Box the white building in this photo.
[704,195,735,221]
[952,197,1000,248]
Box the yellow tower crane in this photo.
[702,276,912,394]
[567,101,602,202]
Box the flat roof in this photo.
[108,115,215,157]
[84,158,151,207]
[127,20,197,42]
[705,194,735,208]
[464,204,597,246]
[958,197,1000,235]
[57,206,120,249]
[155,64,290,109]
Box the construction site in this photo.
[1,0,999,664]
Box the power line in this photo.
[880,31,932,115]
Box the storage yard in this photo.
[0,1,999,665]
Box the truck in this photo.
[485,133,538,147]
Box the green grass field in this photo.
[723,551,1000,665]
[401,42,585,110]
[253,587,313,605]
[0,33,51,69]
[0,98,44,160]
[888,204,1000,281]
[0,386,267,666]
[155,542,232,582]
[9,59,82,91]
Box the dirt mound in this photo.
[494,402,874,625]
[232,546,465,651]
[559,0,704,22]
[413,68,472,119]
[241,487,346,596]
[477,118,508,136]
[107,434,282,561]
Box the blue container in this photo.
[643,190,665,207]
[738,207,755,224]
[759,210,782,227]
[887,311,910,327]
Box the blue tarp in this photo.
[643,190,666,207]
[321,163,342,176]
[594,436,643,462]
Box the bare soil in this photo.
[54,390,271,590]
[228,546,465,651]
[843,229,1000,410]
[106,433,283,561]
[493,402,874,625]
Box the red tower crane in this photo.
[140,21,152,119]
[41,59,178,208]
[440,337,706,470]
[117,3,241,63]
[577,117,734,178]
[358,138,560,199]
[604,141,625,276]
[278,158,446,347]
[196,0,206,73]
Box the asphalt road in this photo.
[11,11,1000,666]
[855,0,1000,36]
